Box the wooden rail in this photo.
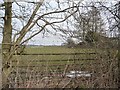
[14,52,97,55]
[12,58,96,63]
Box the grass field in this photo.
[1,46,118,88]
[11,46,99,73]
[11,45,118,74]
[24,46,97,54]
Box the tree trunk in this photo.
[118,1,120,88]
[2,1,12,88]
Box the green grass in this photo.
[24,46,96,54]
[11,46,98,72]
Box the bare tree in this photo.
[1,0,119,88]
[1,0,84,88]
[74,4,106,43]
[56,1,119,88]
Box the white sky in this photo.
[0,0,119,45]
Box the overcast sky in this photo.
[0,0,119,46]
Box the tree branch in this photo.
[15,5,78,45]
